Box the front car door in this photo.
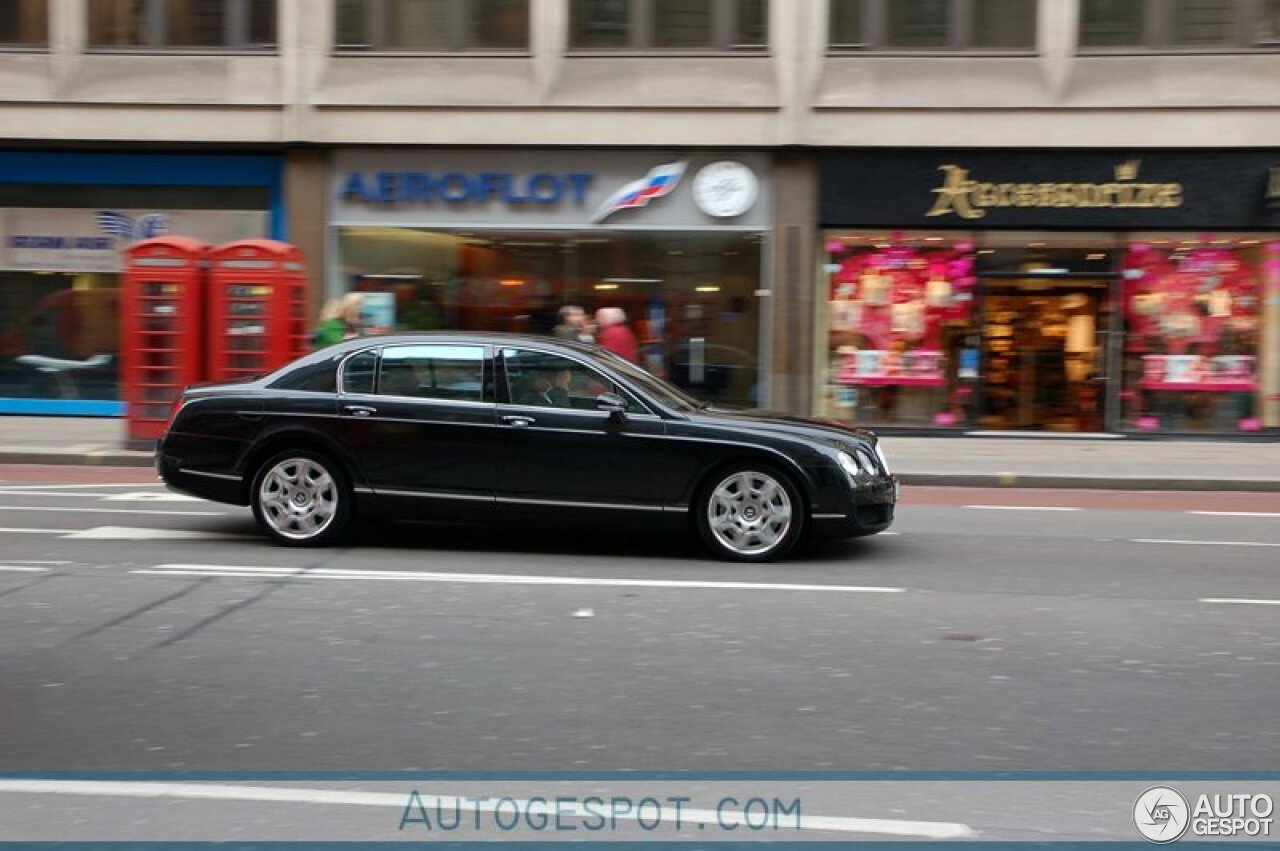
[492,346,676,517]
[339,342,495,522]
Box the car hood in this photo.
[689,406,879,451]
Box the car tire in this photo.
[250,449,351,547]
[695,464,804,562]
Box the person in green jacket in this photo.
[312,292,365,348]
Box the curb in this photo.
[3,451,1280,492]
[895,473,1280,492]
[0,451,154,468]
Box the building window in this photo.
[88,0,277,49]
[569,0,767,51]
[829,0,1036,51]
[1081,0,1280,50]
[0,0,48,47]
[335,0,529,51]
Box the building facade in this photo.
[0,0,1277,433]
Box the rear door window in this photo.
[378,345,487,402]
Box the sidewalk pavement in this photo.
[1,415,1278,491]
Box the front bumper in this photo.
[810,472,897,539]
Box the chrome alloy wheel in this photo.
[706,470,793,557]
[257,457,339,541]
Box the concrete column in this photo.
[532,0,566,103]
[767,152,819,416]
[50,0,86,95]
[774,0,822,145]
[1038,0,1078,99]
[280,0,327,142]
[284,149,331,319]
[1263,241,1280,428]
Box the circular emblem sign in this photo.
[1134,786,1191,844]
[691,161,758,218]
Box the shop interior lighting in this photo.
[695,285,721,293]
[1240,239,1261,245]
[1086,253,1106,260]
[924,236,944,242]
[594,283,620,291]
[601,277,663,284]
[499,279,525,287]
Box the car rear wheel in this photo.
[251,450,350,546]
[696,465,803,562]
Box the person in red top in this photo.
[595,307,639,363]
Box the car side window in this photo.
[501,348,645,413]
[378,345,486,402]
[342,350,377,395]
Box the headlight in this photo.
[874,441,890,473]
[837,450,862,479]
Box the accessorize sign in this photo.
[820,151,1280,229]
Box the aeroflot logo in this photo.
[339,171,595,206]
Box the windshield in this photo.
[594,349,706,413]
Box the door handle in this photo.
[501,415,536,428]
[343,405,378,417]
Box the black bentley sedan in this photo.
[157,333,896,561]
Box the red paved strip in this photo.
[0,465,159,485]
[903,485,1280,513]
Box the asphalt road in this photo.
[0,465,1277,777]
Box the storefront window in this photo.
[336,227,765,408]
[1121,234,1271,433]
[819,231,979,428]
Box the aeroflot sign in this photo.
[339,171,596,206]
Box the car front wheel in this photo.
[251,450,350,546]
[696,465,803,562]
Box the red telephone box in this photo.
[206,240,309,382]
[121,236,210,445]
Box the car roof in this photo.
[319,331,604,358]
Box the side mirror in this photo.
[596,392,627,419]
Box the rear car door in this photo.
[339,343,495,522]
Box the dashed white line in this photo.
[1186,511,1280,518]
[65,527,249,541]
[135,564,905,594]
[0,482,162,492]
[0,560,70,564]
[1200,598,1280,607]
[964,505,1082,512]
[0,565,50,573]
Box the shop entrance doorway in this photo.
[977,277,1114,432]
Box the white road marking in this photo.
[0,560,70,564]
[0,505,223,517]
[102,492,202,502]
[137,563,905,594]
[1200,598,1280,607]
[964,505,1082,512]
[0,566,50,573]
[65,527,251,541]
[0,482,162,492]
[0,527,76,535]
[1133,538,1280,548]
[0,780,974,839]
[1186,511,1280,518]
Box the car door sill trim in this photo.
[179,468,242,482]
